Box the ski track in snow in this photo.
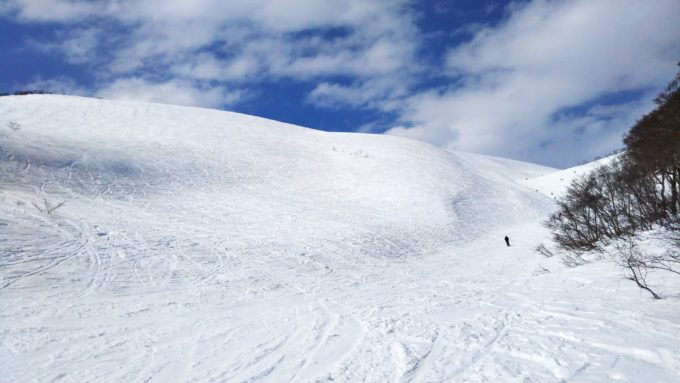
[1,95,679,382]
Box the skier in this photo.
[504,236,510,247]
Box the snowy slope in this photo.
[522,154,620,199]
[1,95,679,382]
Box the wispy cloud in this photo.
[4,0,99,22]
[96,78,242,108]
[25,76,89,95]
[387,0,680,166]
[2,0,418,108]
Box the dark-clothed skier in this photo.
[504,236,510,247]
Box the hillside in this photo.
[1,95,678,382]
[522,154,621,199]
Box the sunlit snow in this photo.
[1,95,678,382]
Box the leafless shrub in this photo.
[560,251,589,268]
[7,121,21,131]
[644,222,680,276]
[534,243,554,258]
[31,198,65,215]
[613,240,661,299]
[547,156,667,253]
[646,250,680,276]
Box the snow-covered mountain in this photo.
[1,95,678,382]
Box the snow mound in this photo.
[1,95,553,271]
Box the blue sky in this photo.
[1,0,678,168]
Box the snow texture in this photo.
[1,95,679,382]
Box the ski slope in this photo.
[522,154,620,199]
[1,95,679,382]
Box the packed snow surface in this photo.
[1,95,679,382]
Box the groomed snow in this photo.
[1,95,679,382]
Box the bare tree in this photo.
[624,63,680,217]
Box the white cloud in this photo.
[25,76,89,95]
[528,96,657,166]
[170,53,257,82]
[307,77,409,111]
[96,78,241,108]
[3,0,418,110]
[58,28,101,64]
[387,0,680,167]
[3,0,98,22]
[4,0,416,79]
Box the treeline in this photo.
[546,65,679,298]
[0,90,55,97]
